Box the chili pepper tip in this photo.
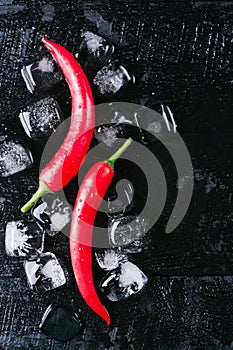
[106,317,111,325]
[99,310,111,325]
[105,137,133,169]
[21,182,50,213]
[41,37,49,46]
[42,38,56,54]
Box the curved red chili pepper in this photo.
[21,38,95,213]
[69,138,133,325]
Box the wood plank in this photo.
[1,276,233,349]
[0,1,232,349]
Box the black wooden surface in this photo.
[0,1,233,349]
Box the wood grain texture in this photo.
[0,0,232,349]
[2,276,233,349]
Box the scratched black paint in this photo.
[0,1,232,349]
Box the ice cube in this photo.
[95,248,127,271]
[160,103,177,133]
[109,108,150,143]
[111,110,135,125]
[19,97,63,140]
[100,261,148,301]
[32,193,72,236]
[108,215,147,248]
[80,31,114,57]
[75,31,115,73]
[147,121,162,134]
[94,125,119,147]
[93,63,134,96]
[5,220,44,257]
[108,179,134,216]
[121,239,143,254]
[136,102,177,142]
[39,304,82,342]
[109,103,177,144]
[0,140,33,177]
[21,56,63,94]
[24,252,66,292]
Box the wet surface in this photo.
[0,1,233,349]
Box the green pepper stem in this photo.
[105,138,133,169]
[21,182,50,213]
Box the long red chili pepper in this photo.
[21,38,95,213]
[69,138,133,325]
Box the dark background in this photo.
[0,0,233,349]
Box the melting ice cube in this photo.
[110,108,145,140]
[121,239,143,254]
[39,304,82,342]
[136,102,177,142]
[75,31,115,73]
[32,193,72,236]
[108,214,147,248]
[111,110,136,126]
[21,56,63,94]
[108,179,134,216]
[93,64,134,95]
[100,261,148,301]
[109,102,177,144]
[160,103,177,133]
[5,220,44,257]
[0,140,33,177]
[94,125,119,147]
[19,97,63,140]
[95,248,127,271]
[80,31,114,56]
[24,252,66,292]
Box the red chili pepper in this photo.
[69,138,133,325]
[21,38,95,213]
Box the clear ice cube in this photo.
[109,108,145,144]
[108,179,134,216]
[111,110,136,126]
[21,56,63,94]
[80,31,114,56]
[0,140,33,177]
[93,63,134,95]
[95,248,127,271]
[24,252,66,292]
[75,31,115,72]
[160,103,177,133]
[108,214,147,248]
[5,220,44,257]
[100,261,148,301]
[39,304,82,342]
[136,102,177,143]
[109,102,177,144]
[94,125,119,147]
[32,193,72,236]
[19,97,63,140]
[121,239,143,254]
